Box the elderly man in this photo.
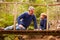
[4,6,37,30]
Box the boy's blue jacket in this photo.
[40,18,47,30]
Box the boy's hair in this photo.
[40,13,47,18]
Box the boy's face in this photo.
[40,15,45,19]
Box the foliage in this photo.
[0,12,14,27]
[35,6,47,18]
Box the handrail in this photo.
[0,2,60,6]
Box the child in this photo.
[40,13,47,30]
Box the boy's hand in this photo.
[34,29,38,31]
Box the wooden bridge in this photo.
[0,30,60,40]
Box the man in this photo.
[4,6,37,30]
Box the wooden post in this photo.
[47,5,49,31]
[13,3,17,30]
[44,1,49,31]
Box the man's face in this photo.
[29,10,34,15]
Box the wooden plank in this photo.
[0,30,60,36]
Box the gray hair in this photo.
[28,6,35,10]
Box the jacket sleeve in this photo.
[17,13,25,25]
[33,15,37,29]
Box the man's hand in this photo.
[19,24,24,28]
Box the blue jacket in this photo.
[17,12,37,29]
[40,18,47,30]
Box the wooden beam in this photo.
[0,2,60,6]
[0,30,60,36]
